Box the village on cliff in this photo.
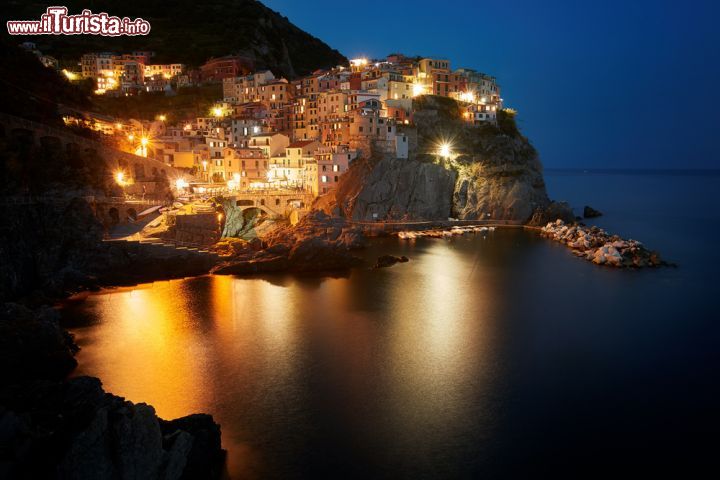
[24,43,503,199]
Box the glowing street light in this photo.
[133,136,150,158]
[350,58,369,68]
[175,178,189,190]
[157,114,167,122]
[412,83,426,97]
[438,142,452,159]
[212,106,224,118]
[62,69,79,81]
[127,133,134,142]
[114,170,128,187]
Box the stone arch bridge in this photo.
[231,191,314,220]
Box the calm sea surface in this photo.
[61,170,720,479]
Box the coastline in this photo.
[0,193,668,479]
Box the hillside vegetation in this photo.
[2,0,347,77]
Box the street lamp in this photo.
[440,143,450,158]
[201,160,208,182]
[137,136,149,157]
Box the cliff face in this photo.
[322,154,457,221]
[0,198,105,302]
[450,129,550,222]
[320,96,568,224]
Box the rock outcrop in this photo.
[318,96,570,225]
[583,205,603,218]
[0,303,225,479]
[0,377,224,479]
[320,155,457,221]
[0,198,105,302]
[0,303,78,382]
[373,255,409,269]
[217,197,274,240]
[527,201,576,226]
[212,210,365,275]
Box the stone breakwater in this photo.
[540,220,667,268]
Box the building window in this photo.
[321,175,328,183]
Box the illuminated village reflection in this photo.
[67,236,520,477]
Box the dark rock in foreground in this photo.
[527,201,576,226]
[0,303,225,479]
[583,205,603,218]
[373,255,409,269]
[0,303,78,382]
[0,377,224,480]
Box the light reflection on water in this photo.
[65,236,516,479]
[62,177,720,480]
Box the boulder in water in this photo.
[373,255,410,269]
[583,205,603,218]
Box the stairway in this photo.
[104,237,219,260]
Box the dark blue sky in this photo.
[264,0,719,169]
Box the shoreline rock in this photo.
[583,205,603,218]
[1,377,225,480]
[0,303,226,479]
[0,303,78,382]
[211,210,365,275]
[540,220,670,268]
[373,255,409,269]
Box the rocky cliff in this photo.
[0,303,225,479]
[318,96,572,224]
[0,198,106,302]
[212,210,365,275]
[321,154,457,221]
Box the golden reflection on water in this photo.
[382,241,496,461]
[69,237,506,478]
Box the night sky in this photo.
[264,0,719,169]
